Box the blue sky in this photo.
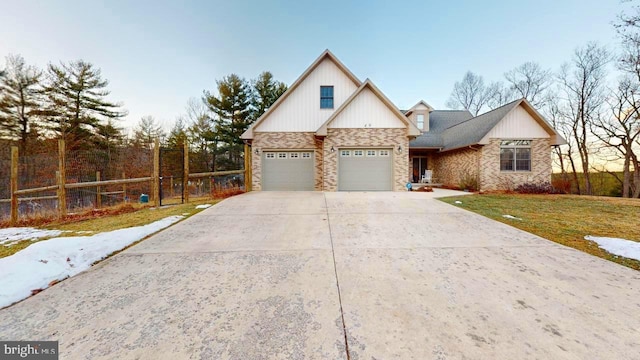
[0,0,623,133]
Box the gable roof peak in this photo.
[316,78,421,136]
[405,100,434,115]
[241,49,361,139]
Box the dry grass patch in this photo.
[439,194,640,270]
[0,198,220,258]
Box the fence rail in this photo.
[188,169,244,178]
[2,139,249,224]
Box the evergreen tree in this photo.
[204,74,252,169]
[132,115,165,148]
[186,98,215,172]
[166,117,188,148]
[95,119,124,151]
[252,71,287,120]
[40,60,126,150]
[0,54,42,153]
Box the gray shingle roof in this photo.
[409,110,473,148]
[441,99,521,151]
[409,99,523,151]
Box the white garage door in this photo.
[338,149,393,191]
[262,151,315,191]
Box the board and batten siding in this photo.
[328,88,406,129]
[480,105,550,142]
[256,58,359,132]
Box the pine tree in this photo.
[40,60,126,150]
[204,74,252,169]
[167,117,188,148]
[132,115,165,148]
[252,71,287,120]
[0,54,42,153]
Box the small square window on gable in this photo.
[320,86,334,109]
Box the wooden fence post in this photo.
[57,139,67,218]
[10,146,18,225]
[122,172,127,202]
[244,143,251,192]
[183,141,189,203]
[153,138,160,207]
[96,171,101,208]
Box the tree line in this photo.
[446,3,640,198]
[0,55,287,173]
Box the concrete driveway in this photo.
[1,190,639,359]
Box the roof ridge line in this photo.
[443,98,523,131]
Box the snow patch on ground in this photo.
[502,215,522,220]
[585,235,640,262]
[195,204,212,209]
[0,215,183,308]
[0,228,62,245]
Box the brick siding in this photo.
[251,132,321,191]
[431,148,480,188]
[479,138,552,190]
[323,128,409,191]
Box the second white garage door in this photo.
[338,149,393,191]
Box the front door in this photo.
[412,157,427,183]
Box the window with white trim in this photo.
[416,114,424,130]
[353,150,364,157]
[278,152,287,159]
[500,140,531,171]
[379,150,389,157]
[340,150,351,157]
[266,153,275,159]
[366,150,376,157]
[302,152,311,159]
[290,152,299,159]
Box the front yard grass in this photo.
[0,198,219,258]
[439,194,640,270]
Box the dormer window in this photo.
[416,114,424,130]
[320,86,334,109]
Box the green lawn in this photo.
[439,194,640,270]
[0,198,219,258]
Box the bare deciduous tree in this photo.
[505,62,552,108]
[557,42,610,195]
[594,77,640,197]
[446,71,497,115]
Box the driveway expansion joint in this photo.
[324,193,351,360]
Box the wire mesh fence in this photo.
[188,173,245,198]
[65,148,153,212]
[1,141,247,223]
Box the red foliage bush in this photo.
[551,177,572,194]
[212,187,245,199]
[514,181,565,194]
